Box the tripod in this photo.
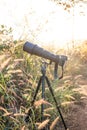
[26,62,67,130]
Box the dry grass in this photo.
[38,119,50,130]
[34,99,52,108]
[0,39,87,129]
[50,117,59,130]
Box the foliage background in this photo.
[0,0,87,129]
[0,24,87,130]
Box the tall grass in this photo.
[0,40,87,129]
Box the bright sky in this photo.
[0,0,87,47]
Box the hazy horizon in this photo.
[0,0,87,48]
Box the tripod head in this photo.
[41,61,48,76]
[23,42,67,79]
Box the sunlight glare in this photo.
[0,0,87,48]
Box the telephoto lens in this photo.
[23,41,67,66]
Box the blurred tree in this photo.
[50,0,86,14]
[0,25,14,51]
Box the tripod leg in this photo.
[25,77,42,123]
[41,75,45,122]
[31,76,42,105]
[45,76,67,130]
